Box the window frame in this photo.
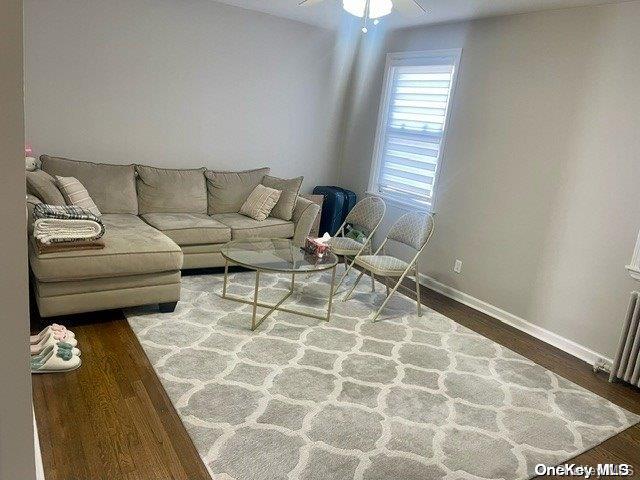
[367,48,462,213]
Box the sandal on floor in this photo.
[31,344,81,374]
[30,326,75,345]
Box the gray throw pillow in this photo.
[136,165,207,214]
[261,175,303,221]
[26,170,66,205]
[205,167,270,214]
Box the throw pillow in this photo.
[261,175,303,221]
[55,176,102,216]
[204,167,270,214]
[26,170,66,205]
[239,184,282,221]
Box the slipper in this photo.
[30,326,75,345]
[31,336,80,357]
[31,344,81,374]
[30,332,77,355]
[30,324,69,343]
[57,341,81,357]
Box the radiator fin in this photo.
[610,291,640,386]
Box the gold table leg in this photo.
[222,258,229,297]
[221,264,338,330]
[326,265,336,322]
[251,270,260,330]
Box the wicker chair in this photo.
[343,212,435,322]
[328,196,386,293]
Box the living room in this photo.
[3,0,640,478]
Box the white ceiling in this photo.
[212,0,626,30]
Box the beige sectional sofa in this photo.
[27,155,320,317]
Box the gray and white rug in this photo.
[126,271,639,480]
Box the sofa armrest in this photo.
[26,194,43,235]
[292,196,320,247]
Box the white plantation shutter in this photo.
[370,50,461,210]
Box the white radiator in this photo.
[609,291,640,387]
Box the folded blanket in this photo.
[34,203,102,223]
[36,239,105,254]
[33,218,105,245]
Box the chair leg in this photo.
[343,269,366,301]
[333,255,356,294]
[385,277,390,296]
[370,272,376,292]
[371,267,414,322]
[415,267,422,317]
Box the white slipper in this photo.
[31,343,81,360]
[30,335,80,356]
[31,345,81,374]
[30,332,78,354]
[30,326,75,345]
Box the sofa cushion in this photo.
[136,165,207,214]
[212,213,294,240]
[26,170,66,205]
[205,167,270,214]
[40,155,138,214]
[29,214,182,282]
[261,175,303,221]
[141,213,231,246]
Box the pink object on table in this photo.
[305,236,330,257]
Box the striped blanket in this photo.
[33,204,105,245]
[34,204,102,223]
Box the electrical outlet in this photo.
[453,259,463,274]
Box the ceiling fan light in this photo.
[342,0,393,19]
[342,0,365,18]
[368,0,393,19]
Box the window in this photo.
[368,49,461,211]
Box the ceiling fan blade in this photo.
[393,0,427,15]
[298,0,326,6]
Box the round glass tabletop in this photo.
[221,238,338,273]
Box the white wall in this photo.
[340,2,640,360]
[0,0,36,478]
[24,0,344,191]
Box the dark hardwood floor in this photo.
[31,309,211,480]
[31,271,640,479]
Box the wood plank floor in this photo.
[31,271,640,479]
[31,309,211,480]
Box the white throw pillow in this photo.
[239,184,281,221]
[55,176,101,216]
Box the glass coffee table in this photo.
[221,238,339,331]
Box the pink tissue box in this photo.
[305,236,330,257]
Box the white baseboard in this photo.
[418,273,613,368]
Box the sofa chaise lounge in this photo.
[26,155,320,317]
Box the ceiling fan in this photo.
[298,0,427,33]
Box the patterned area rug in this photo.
[126,271,639,480]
